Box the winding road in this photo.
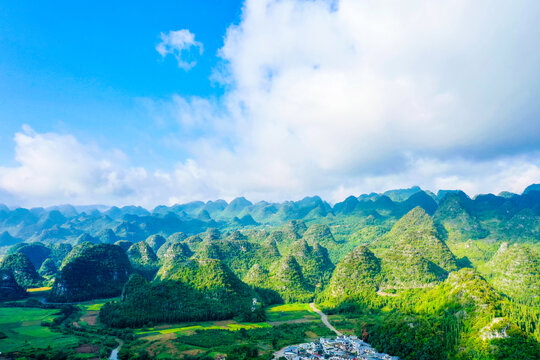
[109,339,124,360]
[273,303,341,358]
[309,302,342,336]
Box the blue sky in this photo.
[0,1,242,168]
[0,0,539,207]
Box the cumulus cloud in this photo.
[156,29,203,70]
[165,0,540,201]
[2,0,540,207]
[0,127,273,207]
[0,127,133,206]
[0,126,539,208]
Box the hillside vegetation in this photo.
[0,185,539,359]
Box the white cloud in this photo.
[0,127,133,206]
[156,29,203,70]
[164,0,540,202]
[0,126,538,208]
[0,127,277,207]
[2,0,540,207]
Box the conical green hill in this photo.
[50,243,132,302]
[302,224,336,246]
[101,258,258,327]
[482,243,539,300]
[243,263,270,288]
[288,240,334,288]
[145,234,166,253]
[381,244,442,289]
[386,207,458,272]
[155,242,193,280]
[0,269,26,300]
[283,220,307,239]
[434,193,488,240]
[39,258,58,277]
[127,241,160,280]
[323,246,380,299]
[1,253,42,288]
[128,241,158,265]
[267,255,313,303]
[156,232,188,258]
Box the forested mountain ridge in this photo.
[0,186,539,253]
[49,243,132,302]
[0,252,42,289]
[1,185,539,359]
[481,242,540,302]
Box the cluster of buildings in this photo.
[280,335,399,360]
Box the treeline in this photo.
[501,301,540,341]
[362,312,540,360]
[362,313,454,360]
[99,275,264,328]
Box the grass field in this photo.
[124,317,335,359]
[0,307,79,353]
[266,303,318,322]
[26,287,52,293]
[136,320,271,336]
[129,303,321,357]
[81,298,113,312]
[76,298,118,327]
[327,312,389,336]
[134,303,317,338]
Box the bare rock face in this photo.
[480,318,510,341]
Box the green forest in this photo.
[0,185,539,359]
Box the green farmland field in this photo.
[266,303,318,322]
[0,307,79,353]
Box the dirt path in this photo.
[272,303,342,358]
[309,302,342,336]
[273,346,287,359]
[109,339,124,360]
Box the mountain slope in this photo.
[268,255,313,303]
[50,244,132,301]
[434,193,488,241]
[320,246,381,303]
[8,242,51,269]
[385,207,458,272]
[482,243,540,301]
[0,269,27,300]
[100,258,260,327]
[0,253,42,288]
[288,239,334,288]
[127,241,160,280]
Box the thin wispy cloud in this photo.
[156,29,203,70]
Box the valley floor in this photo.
[125,302,333,358]
[0,295,348,359]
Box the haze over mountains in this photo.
[0,184,538,251]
